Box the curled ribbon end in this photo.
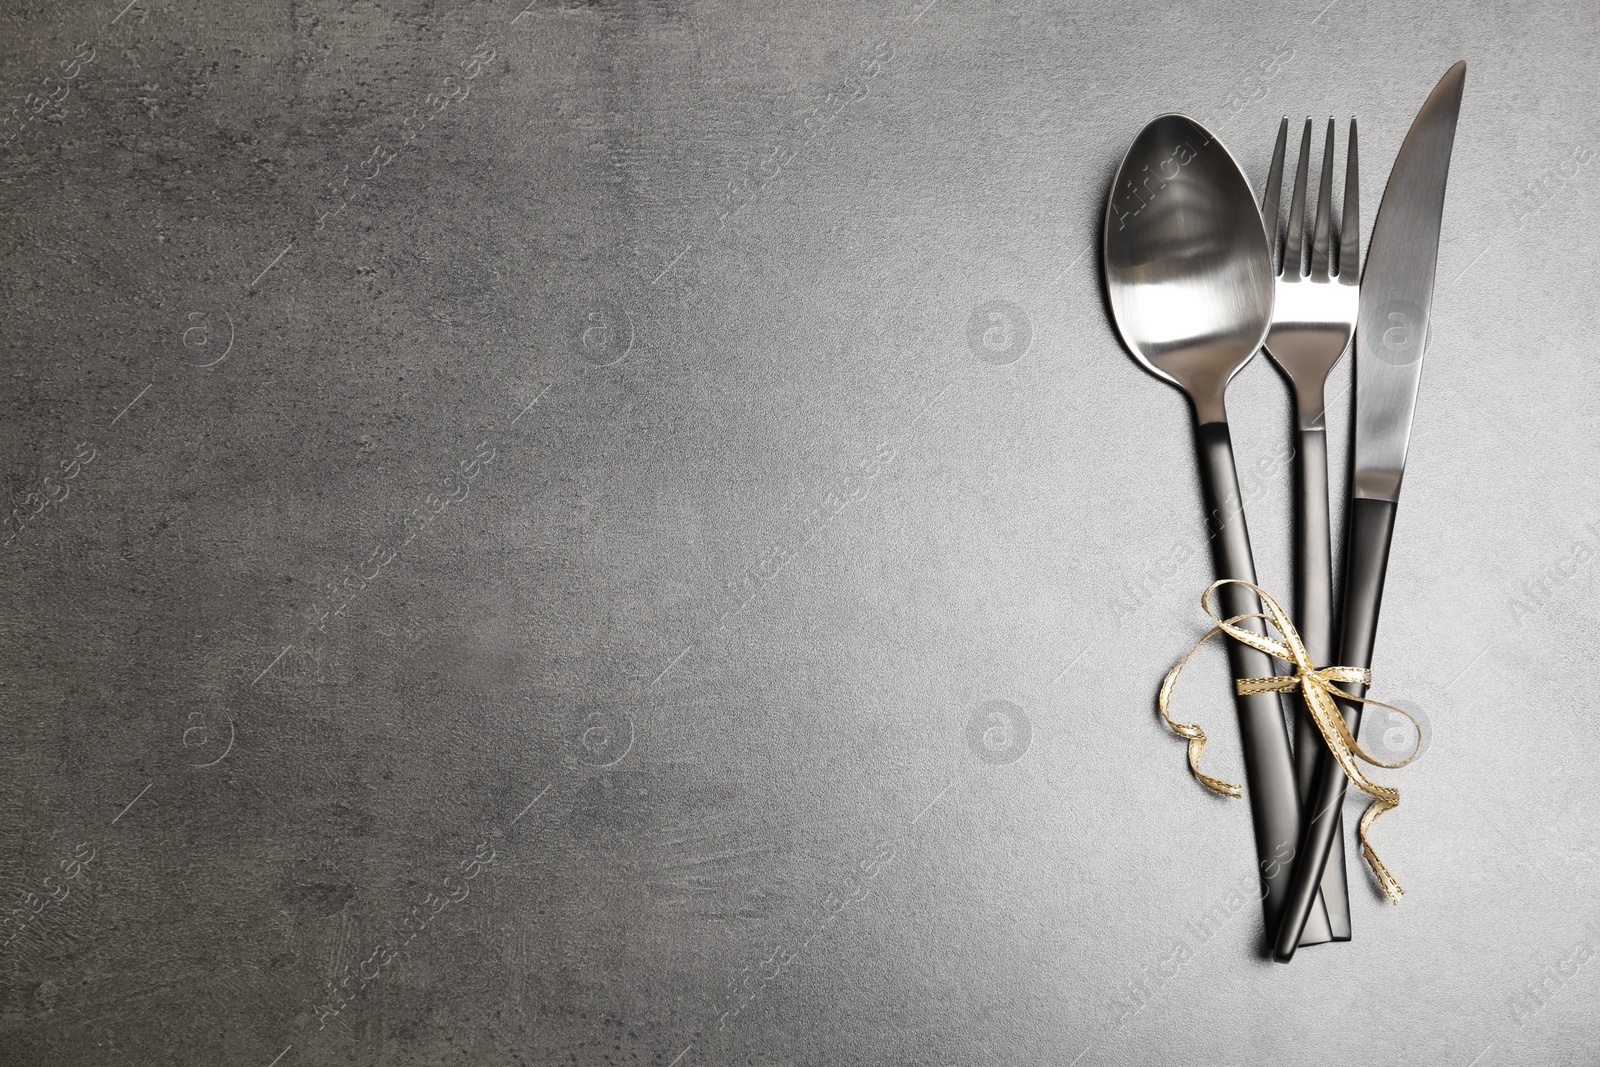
[1362,844,1405,903]
[1186,737,1242,798]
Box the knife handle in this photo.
[1194,421,1332,942]
[1291,426,1352,940]
[1273,495,1397,962]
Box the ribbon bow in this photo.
[1157,579,1421,902]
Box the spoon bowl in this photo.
[1103,115,1275,423]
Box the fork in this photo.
[1261,116,1360,942]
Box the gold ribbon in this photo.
[1157,579,1421,902]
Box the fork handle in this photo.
[1273,495,1397,962]
[1291,425,1353,940]
[1194,421,1332,942]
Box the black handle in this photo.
[1273,495,1397,962]
[1194,421,1331,942]
[1291,427,1352,940]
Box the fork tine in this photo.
[1284,118,1312,276]
[1309,118,1336,280]
[1262,118,1288,273]
[1338,117,1360,283]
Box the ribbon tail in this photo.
[1186,734,1242,799]
[1158,623,1242,799]
[1303,682,1405,901]
[1358,796,1405,902]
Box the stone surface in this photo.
[1,0,1597,1064]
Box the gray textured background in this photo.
[1,0,1597,1064]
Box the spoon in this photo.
[1102,114,1332,943]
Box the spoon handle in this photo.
[1291,425,1353,940]
[1194,420,1333,942]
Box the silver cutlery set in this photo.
[1102,62,1466,960]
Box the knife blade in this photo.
[1272,60,1466,962]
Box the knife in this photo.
[1272,60,1467,962]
